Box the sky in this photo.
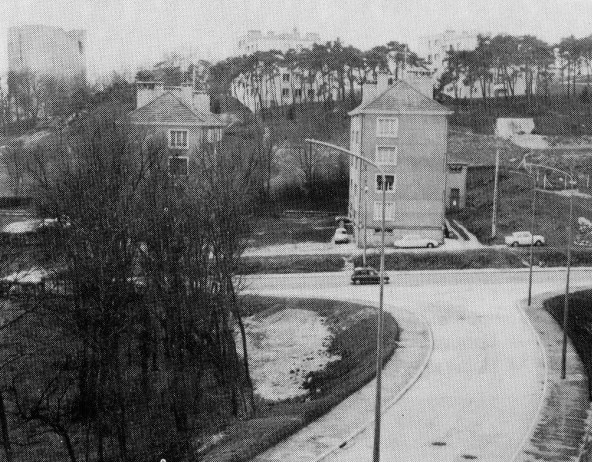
[1,0,592,84]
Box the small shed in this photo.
[446,161,468,210]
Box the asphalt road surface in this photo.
[245,268,592,462]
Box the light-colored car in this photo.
[333,227,350,244]
[504,231,545,247]
[394,234,440,249]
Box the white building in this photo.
[8,25,87,82]
[417,30,480,76]
[236,28,321,55]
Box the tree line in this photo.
[439,33,592,105]
[0,106,261,461]
[206,39,423,112]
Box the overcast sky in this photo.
[1,0,592,83]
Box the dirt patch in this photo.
[243,308,343,401]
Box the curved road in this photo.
[245,268,592,462]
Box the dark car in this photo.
[351,267,389,285]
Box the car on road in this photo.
[351,267,390,285]
[394,234,440,249]
[333,227,350,244]
[504,231,545,247]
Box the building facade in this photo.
[417,30,480,76]
[129,82,225,175]
[8,25,87,81]
[236,28,321,55]
[348,76,452,246]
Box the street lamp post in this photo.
[305,139,387,462]
[364,185,369,267]
[562,176,575,379]
[510,166,538,306]
[524,161,576,378]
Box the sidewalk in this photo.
[515,294,592,461]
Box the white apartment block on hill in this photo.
[236,28,321,55]
[417,30,480,76]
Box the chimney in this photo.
[180,83,193,105]
[362,81,377,104]
[136,81,164,109]
[192,91,211,113]
[377,73,390,94]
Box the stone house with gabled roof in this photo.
[129,82,226,175]
[348,75,453,246]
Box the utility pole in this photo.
[491,147,500,238]
[527,182,537,306]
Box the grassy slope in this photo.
[248,216,336,248]
[451,169,592,247]
[203,296,398,462]
[543,290,592,397]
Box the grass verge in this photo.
[238,254,345,274]
[354,249,525,270]
[543,289,592,399]
[202,296,399,462]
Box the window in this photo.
[376,118,399,137]
[206,128,221,143]
[376,174,395,192]
[169,130,188,149]
[168,156,188,176]
[294,88,302,98]
[374,201,395,220]
[376,146,398,165]
[282,88,290,97]
[78,40,84,54]
[283,73,290,82]
[307,88,315,98]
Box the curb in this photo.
[312,300,434,462]
[511,297,549,462]
[246,266,592,279]
[513,290,592,461]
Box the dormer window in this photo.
[169,130,188,149]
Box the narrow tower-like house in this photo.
[348,75,452,246]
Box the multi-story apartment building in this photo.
[348,75,452,246]
[236,28,321,56]
[8,25,87,82]
[417,30,480,76]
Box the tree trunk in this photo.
[0,391,13,462]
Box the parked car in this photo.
[505,231,545,247]
[333,227,350,244]
[351,267,390,285]
[394,234,440,249]
[335,215,353,225]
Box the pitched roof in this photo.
[348,80,451,116]
[129,92,225,127]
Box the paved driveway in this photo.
[246,268,592,461]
